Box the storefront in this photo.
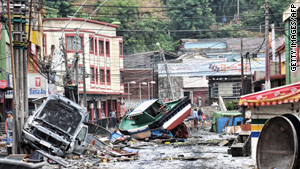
[5,73,48,115]
[239,81,300,160]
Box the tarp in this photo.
[216,117,243,133]
[239,81,300,106]
[212,111,242,132]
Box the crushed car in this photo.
[22,94,89,157]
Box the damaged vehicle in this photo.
[22,94,89,157]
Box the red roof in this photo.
[239,81,300,106]
[43,18,120,28]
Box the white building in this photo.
[43,18,124,121]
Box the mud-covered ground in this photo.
[43,126,256,169]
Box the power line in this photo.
[71,4,260,9]
[78,0,110,29]
[62,0,88,31]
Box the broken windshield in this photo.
[37,99,82,135]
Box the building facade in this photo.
[43,18,124,121]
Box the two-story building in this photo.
[1,0,47,116]
[43,18,124,121]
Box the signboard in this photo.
[158,61,265,77]
[5,73,47,99]
[7,74,13,89]
[0,80,7,89]
[239,81,300,106]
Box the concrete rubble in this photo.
[0,120,257,169]
[0,95,255,168]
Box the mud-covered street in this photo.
[42,126,256,169]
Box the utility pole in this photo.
[7,0,17,154]
[61,30,76,102]
[7,0,28,154]
[157,43,175,100]
[237,0,240,23]
[241,38,244,95]
[247,53,254,93]
[73,28,80,103]
[25,0,33,125]
[271,23,276,62]
[265,0,271,90]
[82,47,87,108]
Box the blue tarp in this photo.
[216,117,243,133]
[151,129,173,138]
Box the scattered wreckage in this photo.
[0,95,194,168]
[22,94,89,157]
[1,94,139,168]
[119,97,191,139]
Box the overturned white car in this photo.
[22,94,89,157]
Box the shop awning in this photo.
[239,81,300,106]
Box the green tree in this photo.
[239,0,293,28]
[210,0,238,23]
[93,0,174,54]
[164,0,215,40]
[225,100,239,110]
[44,0,78,17]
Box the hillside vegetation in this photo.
[44,0,293,54]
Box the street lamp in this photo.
[139,82,147,102]
[127,81,136,104]
[148,81,156,99]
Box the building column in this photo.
[105,101,108,117]
[97,101,101,119]
[208,83,212,105]
[90,103,94,123]
[110,98,113,112]
[117,102,121,118]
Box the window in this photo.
[76,127,87,142]
[89,37,94,53]
[77,66,83,81]
[36,46,41,59]
[183,92,190,98]
[99,40,104,55]
[66,35,83,51]
[105,41,110,56]
[119,41,123,56]
[90,67,95,82]
[106,70,111,83]
[100,69,105,83]
[120,71,124,84]
[95,39,97,55]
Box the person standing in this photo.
[193,109,199,130]
[5,111,13,146]
[198,108,204,125]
